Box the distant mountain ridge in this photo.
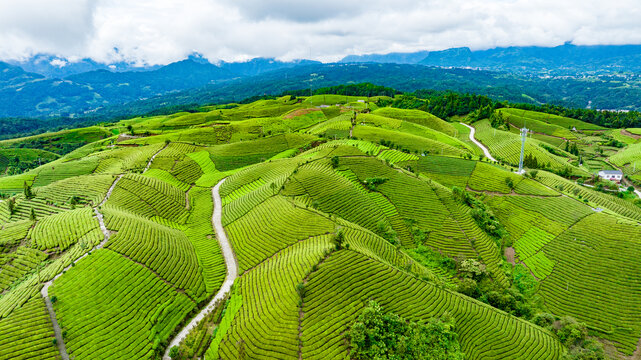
[7,54,157,79]
[0,56,321,118]
[341,43,641,74]
[2,44,641,121]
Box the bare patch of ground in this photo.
[505,247,516,265]
[622,129,641,140]
[284,108,321,119]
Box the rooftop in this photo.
[599,170,623,175]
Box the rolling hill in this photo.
[1,95,641,360]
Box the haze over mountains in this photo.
[2,44,641,121]
[342,43,641,75]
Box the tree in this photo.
[505,177,515,190]
[348,301,464,360]
[557,317,588,346]
[69,196,81,208]
[6,198,15,215]
[127,124,134,135]
[331,156,340,168]
[23,181,34,199]
[30,208,37,221]
[459,259,487,280]
[551,317,605,360]
[295,283,306,299]
[270,182,277,195]
[169,346,179,359]
[333,230,345,250]
[375,221,398,245]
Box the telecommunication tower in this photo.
[517,127,528,174]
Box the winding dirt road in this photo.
[460,123,498,162]
[163,178,238,359]
[41,174,123,360]
[144,143,169,173]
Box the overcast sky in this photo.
[1,0,640,65]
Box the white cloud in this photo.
[0,0,96,60]
[49,59,67,68]
[0,0,640,65]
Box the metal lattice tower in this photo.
[518,127,528,174]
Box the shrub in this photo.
[505,177,515,190]
[532,313,556,328]
[459,259,487,280]
[333,230,345,250]
[295,283,306,299]
[457,278,480,298]
[331,156,340,168]
[364,177,388,191]
[169,346,179,359]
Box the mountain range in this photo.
[342,43,641,75]
[1,44,641,123]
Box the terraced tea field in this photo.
[1,96,641,360]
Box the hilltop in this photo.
[1,93,641,359]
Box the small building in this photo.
[598,170,623,182]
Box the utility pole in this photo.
[518,127,528,174]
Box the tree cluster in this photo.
[563,141,580,156]
[348,301,464,360]
[532,315,605,360]
[452,187,507,242]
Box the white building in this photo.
[598,170,623,182]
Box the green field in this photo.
[2,95,641,360]
[498,108,606,131]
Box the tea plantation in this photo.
[1,94,641,359]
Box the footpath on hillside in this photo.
[163,178,238,359]
[460,122,498,162]
[41,174,123,360]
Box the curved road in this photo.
[41,174,123,360]
[144,143,169,173]
[460,123,497,162]
[163,178,238,359]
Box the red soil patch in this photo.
[284,108,321,119]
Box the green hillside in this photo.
[498,108,605,133]
[2,95,641,360]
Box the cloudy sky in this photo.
[1,0,640,65]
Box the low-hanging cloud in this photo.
[0,0,640,65]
